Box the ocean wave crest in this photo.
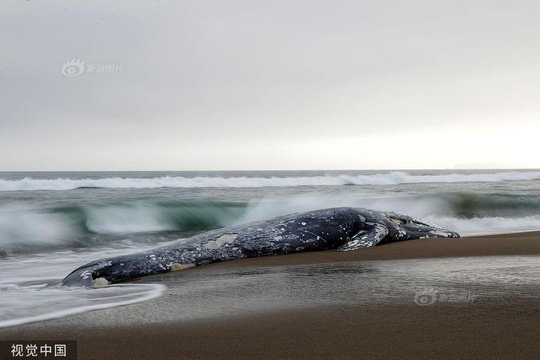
[0,201,245,254]
[1,171,540,191]
[2,193,540,255]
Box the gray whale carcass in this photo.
[60,207,459,287]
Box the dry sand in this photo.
[2,232,540,359]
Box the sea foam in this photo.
[0,245,168,329]
[2,171,540,191]
[0,283,166,329]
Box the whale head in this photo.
[382,212,460,241]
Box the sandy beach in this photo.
[2,232,540,359]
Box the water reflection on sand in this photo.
[128,256,540,322]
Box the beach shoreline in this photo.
[2,232,540,359]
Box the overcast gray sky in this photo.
[1,0,539,171]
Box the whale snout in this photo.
[445,230,461,238]
[384,212,460,240]
[401,222,460,239]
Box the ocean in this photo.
[1,169,540,328]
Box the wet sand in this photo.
[2,232,540,359]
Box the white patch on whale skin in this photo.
[428,230,455,238]
[203,233,238,250]
[93,277,110,287]
[171,263,196,271]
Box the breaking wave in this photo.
[2,171,540,191]
[0,201,245,254]
[2,193,540,254]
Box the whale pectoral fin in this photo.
[337,224,389,251]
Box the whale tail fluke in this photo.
[59,268,95,288]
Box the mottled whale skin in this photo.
[60,207,459,287]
